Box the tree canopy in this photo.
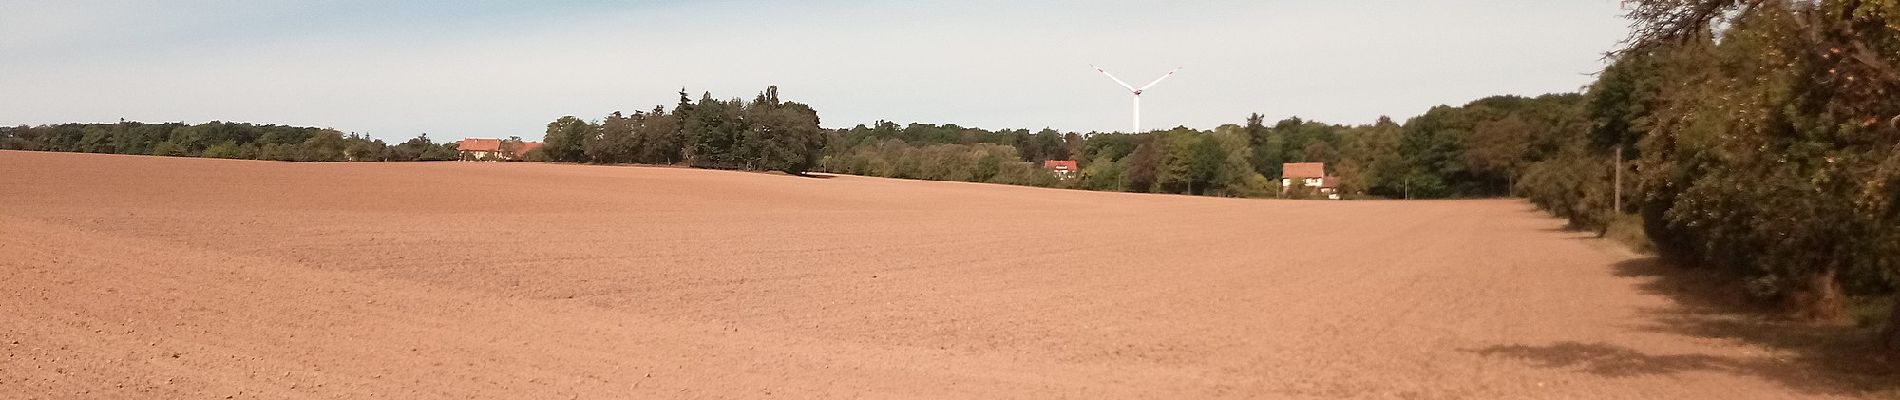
[0,121,458,162]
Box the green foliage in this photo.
[1282,176,1316,200]
[343,135,386,161]
[820,139,1051,185]
[745,88,828,174]
[1517,134,1613,229]
[201,141,242,159]
[0,121,457,162]
[542,86,823,174]
[1076,154,1126,191]
[1605,213,1654,255]
[1336,117,1403,197]
[149,141,182,157]
[825,120,1074,166]
[820,125,1273,198]
[1533,0,1900,326]
[990,160,1060,187]
[541,116,594,163]
[404,134,462,161]
[1186,133,1226,195]
[1078,132,1140,163]
[589,112,639,164]
[299,131,348,162]
[1123,139,1161,192]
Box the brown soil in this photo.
[0,150,1881,399]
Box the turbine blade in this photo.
[1092,65,1136,92]
[1137,67,1181,91]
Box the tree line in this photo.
[0,88,1580,204]
[1338,0,1894,354]
[813,94,1582,201]
[0,121,460,162]
[533,86,827,174]
[1589,0,1900,343]
[533,86,1557,200]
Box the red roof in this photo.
[457,138,543,157]
[1043,160,1078,171]
[1282,162,1326,178]
[457,138,502,152]
[1320,176,1340,189]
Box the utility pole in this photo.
[1612,145,1624,214]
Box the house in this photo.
[1281,162,1341,199]
[1043,160,1079,180]
[457,138,542,161]
[517,141,544,157]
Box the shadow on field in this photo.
[1471,341,1762,377]
[1469,257,1899,396]
[1618,257,1899,394]
[1533,226,1579,234]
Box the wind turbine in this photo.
[1092,65,1180,134]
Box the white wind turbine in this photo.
[1092,65,1180,134]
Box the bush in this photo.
[201,142,242,159]
[1604,213,1653,254]
[989,161,1057,187]
[819,139,1055,186]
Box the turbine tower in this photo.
[1092,65,1180,134]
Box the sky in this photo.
[0,0,1633,141]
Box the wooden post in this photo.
[1613,145,1624,214]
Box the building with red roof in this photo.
[1043,160,1079,180]
[1282,162,1341,199]
[457,138,541,161]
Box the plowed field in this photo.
[0,151,1865,399]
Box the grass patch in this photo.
[1851,296,1894,330]
[1616,258,1900,396]
[1604,213,1654,255]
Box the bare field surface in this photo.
[0,150,1873,399]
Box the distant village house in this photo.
[1043,160,1078,180]
[457,138,542,161]
[1281,162,1341,200]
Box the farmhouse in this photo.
[1043,160,1078,180]
[1281,162,1341,200]
[457,138,542,161]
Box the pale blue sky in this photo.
[0,1,1630,140]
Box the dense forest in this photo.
[0,121,459,162]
